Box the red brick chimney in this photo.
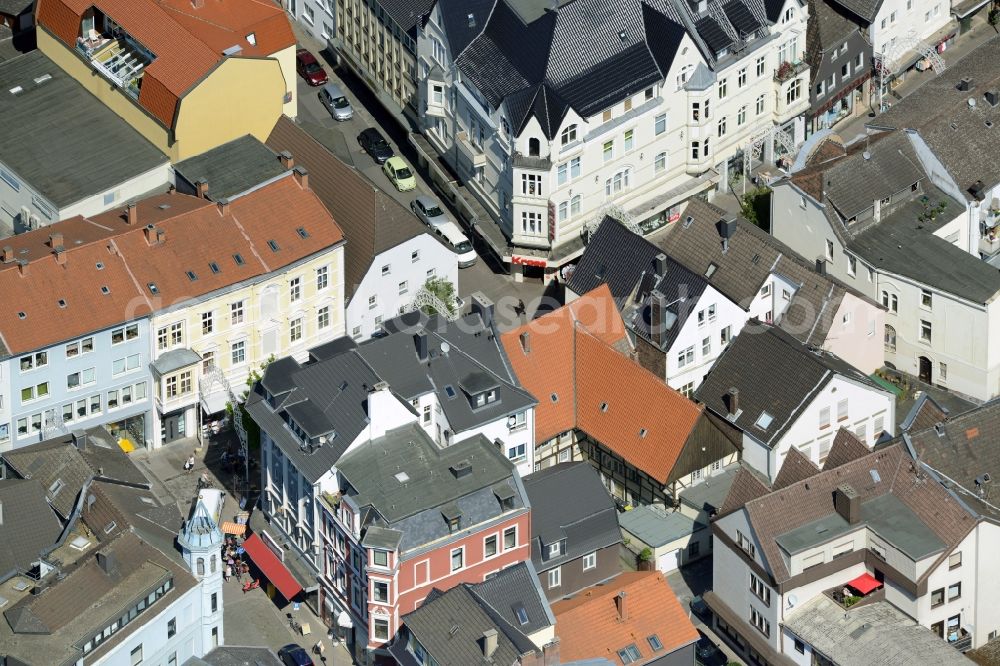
[48,232,63,249]
[125,202,137,225]
[615,591,628,622]
[293,166,309,189]
[195,180,209,199]
[17,259,28,277]
[1,246,12,263]
[278,151,294,170]
[542,639,560,666]
[217,199,230,216]
[54,247,66,265]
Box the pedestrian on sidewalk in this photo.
[224,564,232,582]
[184,455,195,474]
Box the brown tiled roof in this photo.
[266,116,430,299]
[822,427,870,470]
[552,571,699,664]
[716,466,772,517]
[904,394,950,433]
[0,175,343,355]
[740,443,976,583]
[772,446,820,491]
[500,285,628,443]
[36,0,293,127]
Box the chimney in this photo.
[48,232,63,248]
[415,331,428,361]
[96,551,116,574]
[17,259,28,277]
[716,217,736,253]
[834,484,860,524]
[649,289,667,348]
[519,331,530,353]
[958,77,973,91]
[293,166,309,189]
[217,198,230,216]
[156,227,165,244]
[542,639,560,666]
[815,257,827,275]
[143,224,156,245]
[615,591,628,622]
[31,579,48,596]
[450,460,473,479]
[482,629,499,659]
[54,247,66,265]
[125,202,137,226]
[1,245,12,263]
[195,180,209,199]
[653,252,667,276]
[278,151,295,170]
[72,429,87,451]
[471,292,495,329]
[726,387,740,415]
[986,91,1000,107]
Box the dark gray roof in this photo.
[245,349,382,483]
[196,646,284,666]
[173,135,286,201]
[872,37,1000,199]
[151,348,202,376]
[398,584,531,666]
[826,0,882,21]
[695,324,885,447]
[338,423,526,552]
[619,505,705,548]
[87,480,184,563]
[0,479,62,579]
[570,217,708,352]
[823,131,926,220]
[361,525,403,550]
[809,0,860,50]
[358,311,536,433]
[0,51,167,208]
[468,561,555,636]
[438,0,495,56]
[377,0,436,33]
[523,463,621,572]
[906,399,1000,521]
[677,464,740,515]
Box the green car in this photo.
[382,156,416,192]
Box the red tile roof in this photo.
[501,286,703,483]
[36,0,293,127]
[552,571,699,664]
[0,175,343,356]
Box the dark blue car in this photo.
[278,644,313,666]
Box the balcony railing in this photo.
[76,33,152,100]
[774,59,809,83]
[951,634,972,652]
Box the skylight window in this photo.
[755,411,774,429]
[267,240,280,252]
[296,227,309,239]
[246,32,257,45]
[394,471,410,483]
[186,271,198,281]
[95,262,104,270]
[647,635,664,651]
[57,299,67,308]
[233,253,245,266]
[101,286,110,295]
[600,402,609,412]
[639,428,648,438]
[550,393,559,403]
[514,604,529,625]
[148,282,159,295]
[16,311,25,319]
[445,385,457,399]
[705,263,718,278]
[209,262,220,274]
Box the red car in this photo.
[296,49,328,86]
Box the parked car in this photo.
[278,643,313,666]
[695,636,723,666]
[689,594,711,619]
[358,128,394,164]
[319,83,353,121]
[433,221,478,268]
[411,195,450,229]
[382,156,416,192]
[295,49,328,86]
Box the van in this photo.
[435,221,478,268]
[319,83,353,121]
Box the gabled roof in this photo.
[37,0,293,127]
[826,0,883,22]
[715,465,771,517]
[728,442,976,584]
[500,284,628,442]
[266,116,434,299]
[695,324,885,447]
[338,423,525,552]
[0,479,62,579]
[771,446,820,490]
[173,134,287,201]
[900,393,949,433]
[0,51,168,209]
[358,310,536,434]
[551,571,699,663]
[822,428,870,470]
[807,0,861,53]
[523,462,621,572]
[467,560,556,637]
[0,174,343,356]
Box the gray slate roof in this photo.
[785,597,970,666]
[695,324,884,447]
[619,505,706,548]
[809,0,861,51]
[338,422,525,553]
[467,560,555,637]
[358,310,536,433]
[245,348,382,483]
[0,479,62,579]
[677,464,740,515]
[570,217,709,352]
[872,37,1000,199]
[522,462,621,572]
[195,646,284,666]
[826,0,882,21]
[173,135,287,201]
[0,51,167,208]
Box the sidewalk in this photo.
[836,23,999,143]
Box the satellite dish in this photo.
[440,342,451,354]
[787,594,798,608]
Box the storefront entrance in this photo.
[163,412,185,443]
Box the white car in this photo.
[434,221,478,268]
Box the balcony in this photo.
[455,130,486,168]
[76,33,153,99]
[773,60,810,123]
[949,631,972,652]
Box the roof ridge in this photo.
[107,238,155,314]
[227,209,272,273]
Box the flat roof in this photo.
[619,506,705,548]
[173,135,287,201]
[0,51,167,208]
[678,465,740,514]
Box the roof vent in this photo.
[599,402,609,412]
[450,460,473,479]
[467,12,476,26]
[986,90,1000,107]
[618,30,627,41]
[246,32,257,46]
[683,215,694,228]
[8,86,22,95]
[934,422,945,437]
[862,151,871,161]
[33,74,52,85]
[222,44,243,56]
[394,471,410,483]
[958,77,973,91]
[969,97,977,108]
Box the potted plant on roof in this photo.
[776,61,793,81]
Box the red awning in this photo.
[846,573,882,595]
[242,533,303,601]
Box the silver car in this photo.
[410,195,449,229]
[319,83,353,121]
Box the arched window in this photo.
[884,325,896,352]
[560,124,577,146]
[210,554,217,573]
[528,137,540,157]
[197,558,205,576]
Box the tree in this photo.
[421,277,457,316]
[225,354,275,454]
[740,186,772,231]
